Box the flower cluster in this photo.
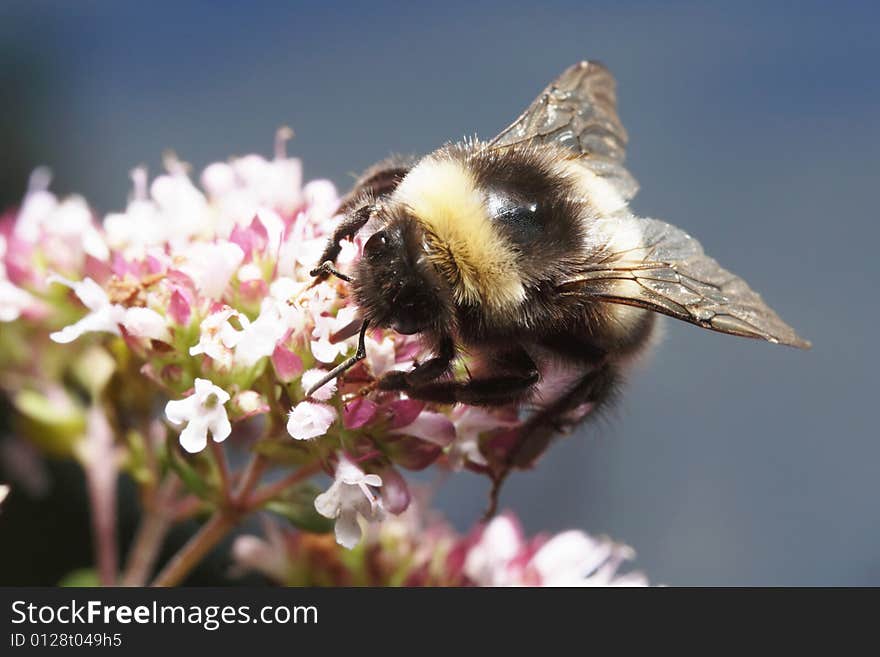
[0,130,646,586]
[233,502,646,587]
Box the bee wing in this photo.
[558,217,811,349]
[487,61,638,201]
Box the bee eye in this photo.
[364,230,389,260]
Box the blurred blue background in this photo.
[1,0,876,585]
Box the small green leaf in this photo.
[71,345,116,399]
[121,430,154,485]
[13,388,86,457]
[264,482,334,534]
[58,568,100,587]
[252,439,314,466]
[165,434,213,501]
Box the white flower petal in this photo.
[166,379,231,454]
[334,509,363,549]
[314,482,342,519]
[194,377,230,404]
[0,280,34,322]
[178,417,209,454]
[234,299,287,366]
[49,306,122,343]
[47,275,108,311]
[314,455,383,550]
[463,515,524,586]
[15,188,57,243]
[531,531,609,585]
[362,474,382,487]
[300,369,337,401]
[164,397,195,426]
[201,162,236,198]
[205,407,232,444]
[179,241,244,299]
[310,338,344,364]
[286,401,337,441]
[122,307,170,341]
[336,455,368,485]
[365,336,397,377]
[82,225,110,262]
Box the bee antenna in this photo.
[305,320,370,397]
[310,261,354,283]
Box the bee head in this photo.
[352,206,452,335]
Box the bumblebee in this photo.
[309,61,809,512]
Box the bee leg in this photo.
[311,159,414,281]
[310,204,373,280]
[377,336,456,390]
[484,362,619,519]
[382,347,539,406]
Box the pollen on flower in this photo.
[47,275,169,344]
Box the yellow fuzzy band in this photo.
[392,157,525,311]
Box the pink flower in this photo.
[230,519,290,583]
[189,307,247,367]
[149,163,212,241]
[229,215,270,262]
[177,241,244,300]
[234,296,291,367]
[364,334,398,377]
[529,531,646,587]
[463,515,525,586]
[271,344,303,382]
[123,307,172,342]
[448,405,518,469]
[342,398,379,429]
[48,275,169,344]
[229,390,270,420]
[462,515,645,587]
[376,465,411,515]
[168,289,192,325]
[286,401,337,441]
[15,175,109,265]
[302,180,340,223]
[390,411,456,447]
[201,130,303,226]
[310,305,359,364]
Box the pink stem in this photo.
[84,406,119,586]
